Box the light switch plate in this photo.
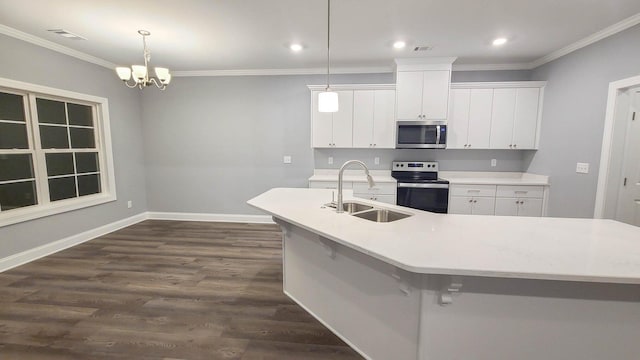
[127,200,133,209]
[328,156,333,165]
[576,162,589,174]
[491,159,497,167]
[283,155,292,164]
[374,157,380,165]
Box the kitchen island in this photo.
[247,188,640,360]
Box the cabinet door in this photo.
[517,198,543,217]
[448,196,473,214]
[396,71,424,120]
[331,91,354,147]
[471,197,496,215]
[311,91,334,147]
[467,89,493,149]
[372,89,396,148]
[512,88,540,149]
[352,90,375,148]
[447,89,470,149]
[494,198,519,216]
[490,88,517,149]
[422,70,450,120]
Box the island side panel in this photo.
[418,275,640,360]
[281,223,422,360]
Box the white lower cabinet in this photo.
[449,196,496,215]
[449,184,546,217]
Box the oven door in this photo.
[397,183,449,213]
[396,121,447,149]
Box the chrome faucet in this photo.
[337,160,375,213]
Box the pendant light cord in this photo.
[326,0,331,91]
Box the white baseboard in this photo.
[0,212,148,273]
[147,211,274,224]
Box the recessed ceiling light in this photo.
[492,37,508,46]
[393,41,406,49]
[290,43,303,52]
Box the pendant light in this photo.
[318,0,338,112]
[115,30,171,90]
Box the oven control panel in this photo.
[392,161,438,172]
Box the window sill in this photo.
[0,193,117,228]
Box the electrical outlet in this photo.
[328,156,333,165]
[576,162,589,174]
[374,157,380,165]
[127,200,133,209]
[491,159,497,167]
[283,155,292,164]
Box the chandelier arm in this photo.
[148,78,167,90]
[123,79,139,88]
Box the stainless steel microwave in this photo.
[396,120,447,149]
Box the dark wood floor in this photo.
[0,220,363,359]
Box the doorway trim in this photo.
[594,74,640,218]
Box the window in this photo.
[0,78,115,226]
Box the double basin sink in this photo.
[340,201,412,223]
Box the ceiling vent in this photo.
[413,46,433,52]
[47,29,86,40]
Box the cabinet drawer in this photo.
[450,184,496,197]
[309,181,353,190]
[353,182,396,194]
[496,185,544,198]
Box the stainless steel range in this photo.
[391,161,449,213]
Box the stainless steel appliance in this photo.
[392,161,449,213]
[396,120,447,149]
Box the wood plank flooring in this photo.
[0,220,363,359]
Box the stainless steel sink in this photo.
[352,209,412,223]
[342,202,374,214]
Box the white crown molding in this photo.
[451,81,547,89]
[0,24,115,69]
[452,63,532,71]
[172,66,393,77]
[147,211,275,224]
[307,84,396,90]
[528,12,640,69]
[0,212,147,273]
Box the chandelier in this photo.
[115,30,172,90]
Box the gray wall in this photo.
[526,24,640,218]
[0,34,148,258]
[141,73,392,215]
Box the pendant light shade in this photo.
[318,90,339,112]
[318,0,338,113]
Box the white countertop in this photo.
[248,188,640,284]
[310,170,549,186]
[440,171,550,186]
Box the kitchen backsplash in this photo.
[314,148,532,172]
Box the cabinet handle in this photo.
[473,200,477,203]
[468,199,473,203]
[509,144,513,148]
[370,143,372,147]
[513,144,517,148]
[468,144,471,148]
[373,143,376,147]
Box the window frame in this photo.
[0,77,116,227]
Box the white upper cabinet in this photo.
[452,82,545,150]
[310,85,395,149]
[311,90,354,148]
[395,58,455,121]
[490,87,542,150]
[353,89,395,148]
[448,88,493,149]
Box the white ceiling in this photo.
[1,0,639,72]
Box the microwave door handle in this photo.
[436,125,441,145]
